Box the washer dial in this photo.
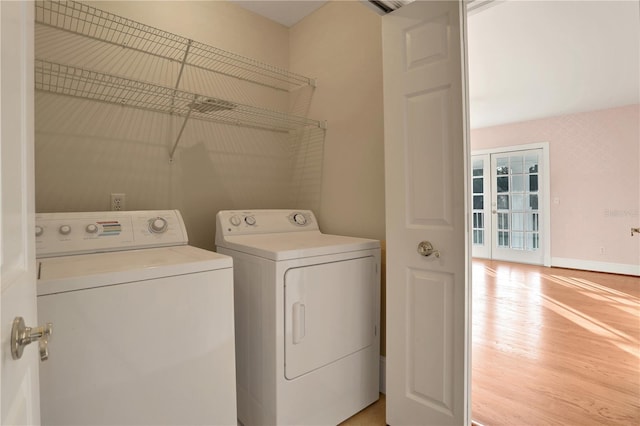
[229,215,241,227]
[35,225,44,237]
[86,224,99,234]
[244,216,256,226]
[149,217,168,233]
[59,225,72,235]
[292,213,307,226]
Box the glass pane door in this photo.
[471,154,490,258]
[491,149,544,264]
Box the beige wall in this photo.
[35,1,386,250]
[471,104,640,274]
[289,1,386,241]
[92,1,290,67]
[35,1,302,250]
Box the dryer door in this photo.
[284,256,376,380]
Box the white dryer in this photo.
[36,210,237,426]
[215,209,380,425]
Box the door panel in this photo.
[284,257,376,380]
[1,1,39,424]
[406,269,455,416]
[383,1,469,424]
[407,88,453,226]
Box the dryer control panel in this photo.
[36,210,188,258]
[216,209,319,237]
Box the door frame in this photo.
[472,142,551,267]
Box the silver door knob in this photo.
[417,241,440,258]
[11,316,52,362]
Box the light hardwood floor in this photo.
[472,259,639,425]
[341,260,639,425]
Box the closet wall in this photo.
[290,1,385,241]
[34,1,323,250]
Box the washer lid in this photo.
[37,245,232,296]
[217,231,379,261]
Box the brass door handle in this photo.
[11,316,52,362]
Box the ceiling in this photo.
[227,0,328,27]
[467,1,639,128]
[228,0,639,129]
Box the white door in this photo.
[1,1,40,424]
[471,146,550,265]
[383,1,469,425]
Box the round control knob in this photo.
[293,213,307,226]
[229,215,241,227]
[244,216,256,226]
[59,225,72,235]
[85,224,99,234]
[35,226,44,237]
[149,217,168,233]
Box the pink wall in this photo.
[471,104,640,273]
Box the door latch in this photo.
[11,316,53,362]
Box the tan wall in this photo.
[92,1,290,67]
[289,1,386,241]
[35,1,294,250]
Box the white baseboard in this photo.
[379,356,386,394]
[551,257,639,276]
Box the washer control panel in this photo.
[35,210,188,258]
[216,209,318,236]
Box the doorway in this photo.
[471,143,550,266]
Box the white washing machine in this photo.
[36,210,237,426]
[215,209,380,425]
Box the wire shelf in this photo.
[35,59,322,136]
[35,0,314,92]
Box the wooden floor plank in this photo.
[472,259,640,426]
[341,260,640,425]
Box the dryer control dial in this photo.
[229,215,241,227]
[35,225,44,237]
[149,217,168,233]
[244,216,256,226]
[58,225,72,236]
[85,224,99,234]
[292,213,307,226]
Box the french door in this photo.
[472,145,549,265]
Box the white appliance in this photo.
[36,210,237,426]
[215,209,380,425]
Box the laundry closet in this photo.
[34,0,386,249]
[32,1,387,424]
